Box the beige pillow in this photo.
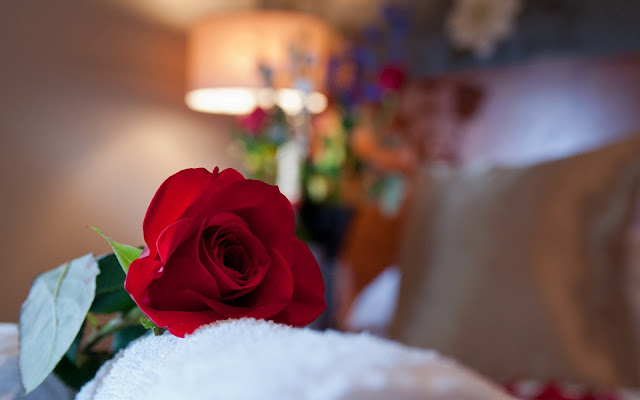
[391,135,640,387]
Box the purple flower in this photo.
[364,84,383,103]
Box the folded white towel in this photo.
[77,318,512,400]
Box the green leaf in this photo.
[90,253,136,314]
[140,316,165,336]
[86,312,98,329]
[112,325,148,353]
[54,351,111,390]
[19,254,99,394]
[140,316,155,330]
[89,227,143,273]
[65,322,85,366]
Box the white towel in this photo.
[0,323,75,400]
[77,318,513,400]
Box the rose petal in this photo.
[139,306,225,338]
[142,168,210,251]
[143,168,244,252]
[197,249,294,319]
[185,180,296,265]
[146,232,221,310]
[128,261,227,338]
[147,289,209,312]
[156,218,199,263]
[220,245,251,275]
[125,255,164,309]
[198,213,270,299]
[271,239,326,326]
[194,292,278,322]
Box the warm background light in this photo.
[185,10,335,115]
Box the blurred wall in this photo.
[0,0,240,321]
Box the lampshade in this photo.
[185,11,335,115]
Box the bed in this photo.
[340,53,640,398]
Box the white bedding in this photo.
[345,259,640,398]
[345,265,401,337]
[0,324,74,400]
[77,318,513,400]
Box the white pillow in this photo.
[345,266,401,336]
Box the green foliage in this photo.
[237,135,279,184]
[53,351,111,390]
[54,307,150,389]
[89,227,143,273]
[19,228,150,394]
[65,323,85,366]
[19,254,99,394]
[112,325,148,353]
[91,253,136,314]
[140,316,166,336]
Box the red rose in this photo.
[125,167,326,337]
[238,107,268,135]
[378,64,407,91]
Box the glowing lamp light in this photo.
[186,88,258,115]
[185,11,334,115]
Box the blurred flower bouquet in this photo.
[234,5,416,218]
[18,167,325,394]
[231,0,523,216]
[235,107,286,185]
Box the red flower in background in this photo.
[534,383,569,400]
[503,381,620,400]
[378,64,407,91]
[125,167,326,337]
[238,107,268,135]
